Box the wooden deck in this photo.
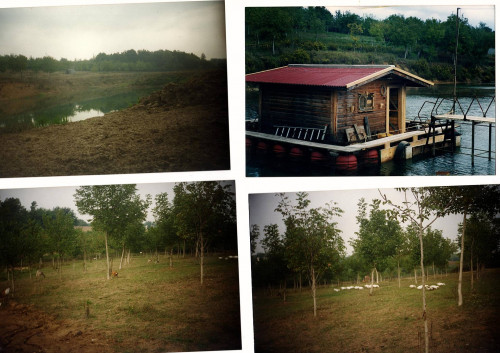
[434,114,495,124]
[246,131,359,153]
[247,128,443,154]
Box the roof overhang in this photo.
[246,64,434,90]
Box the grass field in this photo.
[0,254,241,352]
[253,269,500,353]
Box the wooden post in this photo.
[488,123,492,160]
[451,120,456,152]
[471,122,475,167]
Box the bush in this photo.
[290,49,310,64]
[301,41,327,51]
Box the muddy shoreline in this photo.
[0,71,230,178]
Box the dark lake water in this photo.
[246,84,496,176]
[0,88,158,133]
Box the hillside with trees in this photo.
[0,49,225,75]
[245,7,495,83]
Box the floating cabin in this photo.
[246,64,449,169]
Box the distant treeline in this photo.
[0,49,226,74]
[246,7,495,82]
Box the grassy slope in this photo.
[253,269,500,353]
[246,31,495,83]
[2,255,241,352]
[0,70,191,118]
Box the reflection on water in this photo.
[68,108,105,123]
[246,84,496,176]
[0,89,155,133]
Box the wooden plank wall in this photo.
[258,77,411,144]
[336,79,388,141]
[260,84,332,137]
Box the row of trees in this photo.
[251,186,499,353]
[0,49,225,75]
[245,7,495,82]
[0,181,236,288]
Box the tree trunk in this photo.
[170,248,173,268]
[127,249,131,265]
[458,211,467,306]
[311,266,317,317]
[433,262,436,279]
[414,268,418,284]
[119,243,125,270]
[418,225,429,353]
[58,256,62,280]
[200,232,204,285]
[83,248,87,273]
[370,268,374,296]
[470,239,474,290]
[105,233,110,280]
[397,260,401,288]
[376,268,379,283]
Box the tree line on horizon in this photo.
[246,7,495,82]
[0,49,226,75]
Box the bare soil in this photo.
[0,301,115,353]
[0,70,230,177]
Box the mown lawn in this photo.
[3,254,241,352]
[253,269,500,353]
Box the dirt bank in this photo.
[0,70,230,177]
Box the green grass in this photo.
[253,269,500,353]
[3,254,241,352]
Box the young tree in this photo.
[428,185,500,306]
[250,224,260,256]
[275,192,344,317]
[0,198,31,294]
[42,208,77,279]
[351,198,403,294]
[380,188,452,353]
[74,185,150,280]
[173,181,235,285]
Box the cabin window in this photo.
[358,93,374,112]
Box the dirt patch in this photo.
[0,301,115,353]
[0,70,230,177]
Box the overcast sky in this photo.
[249,188,465,255]
[326,5,495,30]
[0,181,235,224]
[0,1,227,60]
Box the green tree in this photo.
[0,198,31,294]
[42,208,77,279]
[428,185,500,306]
[351,198,403,294]
[74,185,150,280]
[380,187,454,353]
[347,22,363,51]
[173,181,235,285]
[275,192,344,317]
[250,224,260,255]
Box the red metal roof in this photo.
[246,65,393,88]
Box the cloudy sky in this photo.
[0,1,227,60]
[0,181,235,224]
[249,188,465,255]
[326,5,495,30]
[0,183,176,223]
